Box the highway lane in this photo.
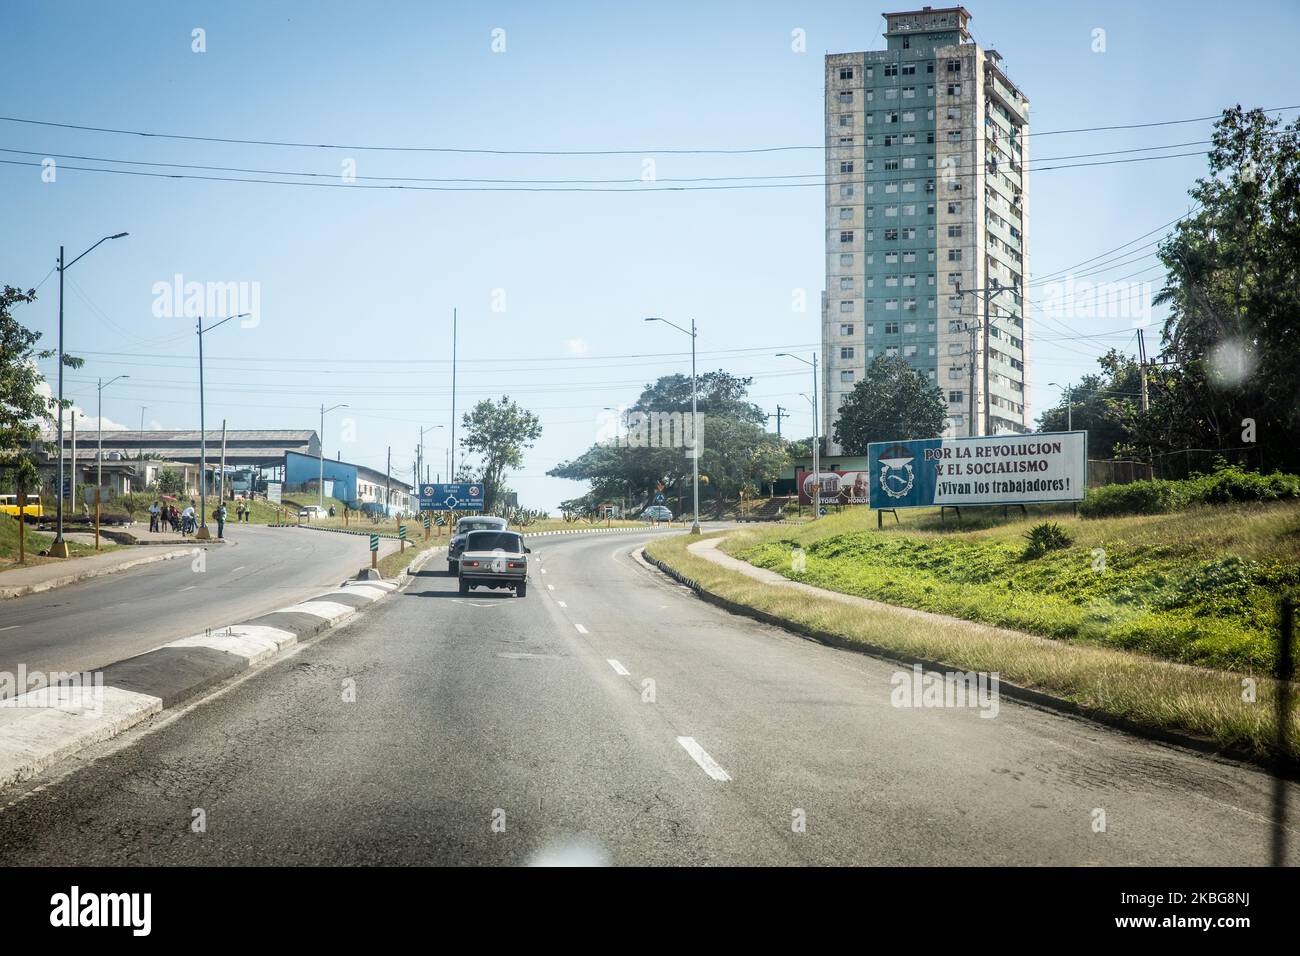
[0,529,1293,865]
[0,523,399,692]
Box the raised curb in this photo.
[638,546,1298,778]
[0,576,399,791]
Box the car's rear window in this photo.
[458,519,505,532]
[464,531,523,553]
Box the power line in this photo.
[3,105,1294,153]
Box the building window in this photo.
[839,300,854,312]
[904,345,918,357]
[840,370,855,383]
[948,248,962,260]
[840,253,854,266]
[947,130,962,143]
[840,161,854,174]
[884,228,898,241]
[840,184,854,198]
[839,67,854,80]
[949,368,964,380]
[840,207,854,220]
[947,106,961,120]
[948,224,962,237]
[949,343,964,355]
[840,230,854,243]
[883,63,898,77]
[884,322,900,334]
[841,347,855,359]
[946,84,962,96]
[902,64,916,75]
[839,91,853,103]
[948,201,962,214]
[903,321,917,333]
[839,136,854,146]
[839,277,854,291]
[840,323,855,336]
[839,114,854,127]
[947,59,961,73]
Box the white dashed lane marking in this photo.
[677,737,731,781]
[557,601,567,608]
[606,659,630,676]
[574,623,588,634]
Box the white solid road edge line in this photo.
[606,659,630,676]
[676,736,732,781]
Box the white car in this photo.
[642,505,673,522]
[298,505,328,519]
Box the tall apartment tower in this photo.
[823,6,1030,452]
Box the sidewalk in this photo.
[0,546,198,600]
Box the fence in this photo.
[1087,459,1154,488]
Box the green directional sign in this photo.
[369,534,379,552]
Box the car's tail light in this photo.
[508,561,524,568]
[468,560,480,568]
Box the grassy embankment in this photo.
[0,515,119,569]
[645,500,1300,761]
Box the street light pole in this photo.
[778,352,820,518]
[97,375,129,490]
[1049,382,1073,431]
[645,317,701,533]
[319,403,348,509]
[195,313,248,539]
[51,232,128,557]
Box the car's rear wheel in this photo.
[458,578,469,595]
[516,581,527,598]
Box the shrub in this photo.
[1022,521,1074,559]
[1079,479,1184,517]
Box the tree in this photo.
[1036,349,1142,458]
[832,355,946,454]
[1152,106,1300,469]
[459,397,542,513]
[156,469,185,496]
[0,286,53,494]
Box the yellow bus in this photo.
[0,494,44,520]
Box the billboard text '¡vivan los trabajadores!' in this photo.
[866,432,1087,510]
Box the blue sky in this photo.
[4,0,1298,509]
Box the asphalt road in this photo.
[0,529,1294,865]
[0,523,398,691]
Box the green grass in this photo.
[644,527,1300,763]
[0,515,120,569]
[721,501,1300,673]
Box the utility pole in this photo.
[450,308,458,480]
[768,404,788,439]
[97,374,129,490]
[319,403,348,509]
[219,419,228,503]
[70,411,77,517]
[138,406,147,460]
[385,446,392,516]
[52,231,129,557]
[1137,327,1150,413]
[196,312,247,539]
[958,285,1008,437]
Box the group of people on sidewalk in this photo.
[146,497,259,539]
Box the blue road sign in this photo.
[418,482,485,511]
[654,493,666,504]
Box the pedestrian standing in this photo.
[216,503,227,539]
[148,500,160,532]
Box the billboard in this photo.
[796,470,873,506]
[867,432,1087,509]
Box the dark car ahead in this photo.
[457,530,530,597]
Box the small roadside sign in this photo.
[369,534,379,552]
[398,524,407,540]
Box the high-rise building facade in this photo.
[823,6,1030,452]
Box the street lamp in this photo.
[777,352,821,519]
[1048,382,1073,432]
[96,375,130,489]
[195,313,248,539]
[51,231,128,557]
[319,403,349,509]
[644,316,701,534]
